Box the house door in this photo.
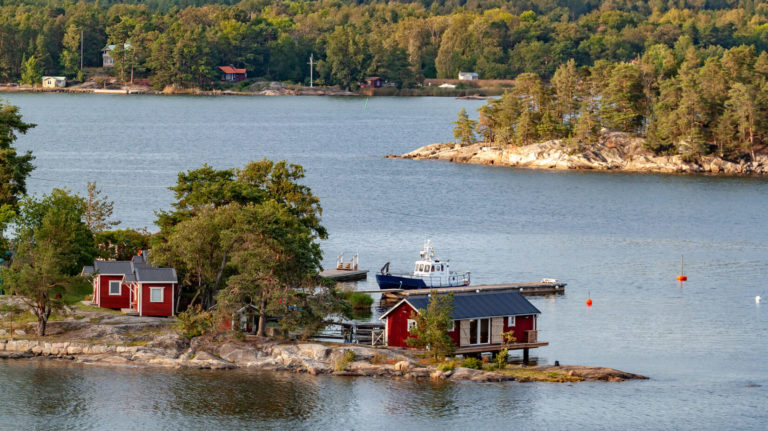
[468,318,490,344]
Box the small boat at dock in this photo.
[376,240,470,290]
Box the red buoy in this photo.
[586,298,593,307]
[676,275,687,282]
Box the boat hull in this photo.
[376,274,468,290]
[376,274,428,290]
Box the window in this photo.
[109,281,121,295]
[407,319,417,332]
[150,287,164,303]
[448,320,455,332]
[507,316,516,327]
[469,318,490,344]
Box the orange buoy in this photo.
[676,275,687,282]
[586,298,593,307]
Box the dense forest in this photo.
[3,0,768,90]
[4,0,768,160]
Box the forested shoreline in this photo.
[3,0,768,91]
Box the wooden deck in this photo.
[359,281,566,298]
[319,268,369,281]
[454,342,549,355]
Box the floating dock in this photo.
[319,268,368,281]
[360,281,566,301]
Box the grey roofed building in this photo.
[93,260,134,276]
[133,266,177,283]
[81,266,94,275]
[387,291,541,320]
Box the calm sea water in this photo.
[1,93,767,430]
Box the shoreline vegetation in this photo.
[0,306,647,383]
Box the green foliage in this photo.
[95,228,151,261]
[174,304,214,339]
[495,348,509,369]
[453,108,477,146]
[405,291,455,360]
[20,55,42,86]
[3,0,768,91]
[83,182,119,233]
[340,290,374,310]
[2,189,95,336]
[437,361,455,372]
[461,357,481,370]
[334,349,356,371]
[0,101,35,210]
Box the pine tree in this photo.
[453,108,477,146]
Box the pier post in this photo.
[523,348,529,364]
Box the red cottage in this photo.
[88,261,135,310]
[218,65,247,82]
[379,291,547,360]
[128,266,178,317]
[83,252,178,317]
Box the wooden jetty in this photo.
[358,280,566,300]
[320,251,368,281]
[319,268,369,281]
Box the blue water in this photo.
[1,93,766,429]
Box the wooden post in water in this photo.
[523,348,529,364]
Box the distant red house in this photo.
[83,252,178,317]
[360,76,383,88]
[218,65,247,82]
[379,291,543,353]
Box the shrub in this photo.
[370,351,387,364]
[495,348,509,369]
[339,290,374,310]
[334,350,357,371]
[461,357,482,370]
[174,304,214,339]
[438,361,455,372]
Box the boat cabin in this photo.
[411,240,469,287]
[379,291,547,358]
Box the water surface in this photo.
[1,94,767,429]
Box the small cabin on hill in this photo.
[458,71,479,80]
[218,65,247,82]
[84,251,178,317]
[379,291,547,359]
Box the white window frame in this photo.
[507,316,516,327]
[109,280,121,296]
[149,287,164,303]
[407,319,417,333]
[448,320,455,332]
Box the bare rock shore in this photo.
[400,133,768,175]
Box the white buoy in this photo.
[757,296,762,304]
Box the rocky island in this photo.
[0,306,646,384]
[399,132,768,176]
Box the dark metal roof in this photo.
[404,291,541,320]
[134,267,177,283]
[93,260,133,276]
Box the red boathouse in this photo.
[379,291,547,358]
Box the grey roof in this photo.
[93,260,133,276]
[385,291,541,320]
[134,267,177,283]
[85,255,176,283]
